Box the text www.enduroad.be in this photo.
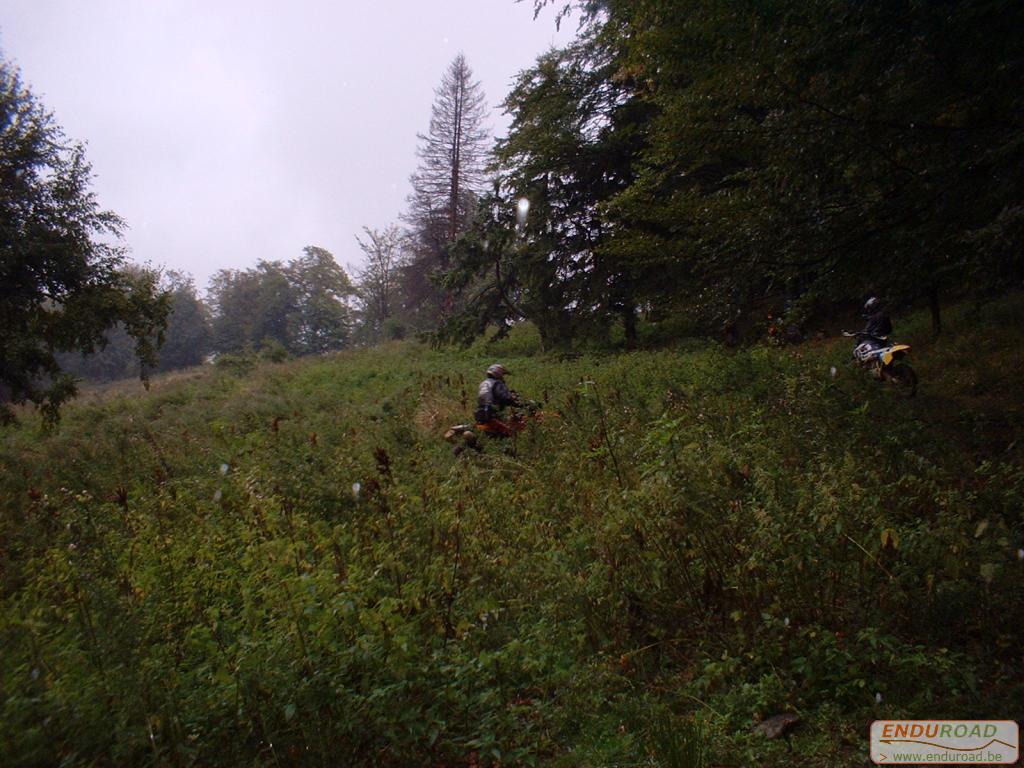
[893,751,1009,763]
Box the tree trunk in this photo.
[622,306,638,348]
[928,286,941,336]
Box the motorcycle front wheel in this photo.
[886,362,918,397]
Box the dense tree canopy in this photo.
[440,0,1024,346]
[156,271,212,371]
[209,260,294,354]
[286,246,356,354]
[597,0,1024,328]
[208,248,354,356]
[0,57,169,421]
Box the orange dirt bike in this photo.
[444,399,556,453]
[842,331,917,397]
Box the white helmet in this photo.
[486,363,509,380]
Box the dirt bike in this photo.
[444,398,556,454]
[842,331,917,396]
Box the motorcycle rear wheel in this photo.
[886,362,918,397]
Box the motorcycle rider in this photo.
[846,296,916,394]
[475,363,521,437]
[860,296,893,341]
[852,296,894,378]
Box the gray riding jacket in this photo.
[476,376,516,421]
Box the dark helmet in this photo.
[862,296,882,316]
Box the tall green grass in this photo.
[2,297,1022,766]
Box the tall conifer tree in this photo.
[402,54,489,328]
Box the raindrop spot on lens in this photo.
[516,197,530,226]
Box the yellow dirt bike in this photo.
[842,331,917,396]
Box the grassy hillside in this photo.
[2,297,1022,766]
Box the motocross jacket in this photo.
[476,376,517,423]
[862,311,893,340]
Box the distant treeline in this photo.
[60,249,358,381]
[58,233,446,381]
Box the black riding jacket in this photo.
[862,311,893,339]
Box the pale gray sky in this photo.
[0,0,575,290]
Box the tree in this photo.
[440,28,652,348]
[0,56,169,423]
[353,225,407,342]
[208,250,354,356]
[156,271,212,371]
[208,261,295,353]
[286,246,355,354]
[402,53,490,328]
[525,0,1024,334]
[56,320,139,383]
[57,268,206,381]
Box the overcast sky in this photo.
[0,0,576,291]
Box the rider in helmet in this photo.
[860,296,893,341]
[475,363,521,437]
